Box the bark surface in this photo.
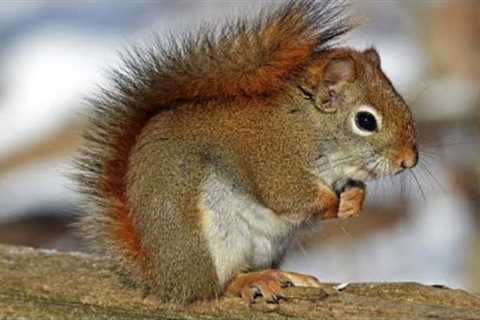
[1,244,479,319]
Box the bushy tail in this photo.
[74,0,353,272]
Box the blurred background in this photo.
[0,0,478,292]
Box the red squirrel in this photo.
[75,0,418,304]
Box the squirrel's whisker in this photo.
[408,169,426,201]
[418,161,445,192]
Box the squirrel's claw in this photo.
[334,179,366,196]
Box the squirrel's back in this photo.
[74,0,353,301]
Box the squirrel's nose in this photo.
[399,144,418,170]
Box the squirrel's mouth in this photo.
[343,156,409,183]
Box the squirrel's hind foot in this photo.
[225,269,323,304]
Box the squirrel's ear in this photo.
[315,56,356,113]
[363,47,381,67]
[323,56,356,85]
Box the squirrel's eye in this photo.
[355,111,377,132]
[350,106,382,137]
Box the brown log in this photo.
[0,244,479,319]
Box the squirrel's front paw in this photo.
[225,270,322,304]
[336,180,366,219]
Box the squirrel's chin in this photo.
[342,167,378,183]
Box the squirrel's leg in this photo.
[128,142,223,304]
[225,269,323,304]
[134,199,223,304]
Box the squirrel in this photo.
[75,0,418,305]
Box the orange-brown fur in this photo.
[75,0,417,305]
[75,0,352,276]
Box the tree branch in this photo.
[1,244,479,319]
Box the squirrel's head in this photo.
[298,47,418,185]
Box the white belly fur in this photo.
[199,170,298,286]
